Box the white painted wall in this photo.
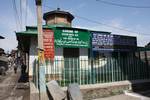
[79,48,88,70]
[29,37,38,77]
[28,37,89,77]
[55,48,64,60]
[55,48,64,74]
[46,48,64,74]
[28,37,65,77]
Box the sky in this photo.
[0,0,150,52]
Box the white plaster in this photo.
[46,48,64,75]
[55,48,64,60]
[29,37,38,76]
[55,48,64,74]
[79,48,88,70]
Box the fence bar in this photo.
[39,53,150,87]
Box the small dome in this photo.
[43,8,74,27]
[43,8,74,21]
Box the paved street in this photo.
[95,94,140,100]
[94,94,140,100]
[0,68,29,100]
[124,91,150,100]
[94,92,150,100]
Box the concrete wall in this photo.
[46,48,64,80]
[28,36,89,80]
[45,48,89,81]
[49,48,89,72]
[61,80,150,100]
[79,48,88,70]
[45,48,64,75]
[29,37,38,79]
[54,48,64,75]
[55,48,64,59]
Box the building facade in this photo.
[16,9,150,86]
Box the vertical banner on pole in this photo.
[43,29,55,82]
[43,29,55,60]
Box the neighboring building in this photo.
[145,42,150,48]
[137,42,150,66]
[16,9,149,86]
[0,36,5,56]
[0,48,5,56]
[146,42,150,65]
[10,49,19,61]
[0,36,8,72]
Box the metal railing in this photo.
[32,52,150,87]
[44,56,150,87]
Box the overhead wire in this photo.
[12,0,21,31]
[25,0,28,27]
[74,15,149,36]
[43,5,56,11]
[12,0,18,31]
[96,0,150,8]
[42,5,150,36]
[20,0,23,30]
[75,15,136,33]
[18,0,28,30]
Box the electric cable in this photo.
[96,0,150,9]
[43,5,150,36]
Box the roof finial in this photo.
[57,7,60,11]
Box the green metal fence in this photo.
[44,52,150,87]
[32,51,150,87]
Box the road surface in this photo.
[0,68,29,100]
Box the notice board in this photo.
[91,31,137,51]
[54,27,90,48]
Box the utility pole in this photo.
[35,0,43,49]
[35,0,48,99]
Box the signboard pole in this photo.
[35,0,48,100]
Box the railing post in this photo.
[36,59,39,88]
[144,51,149,78]
[91,58,95,84]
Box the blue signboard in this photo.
[91,31,137,51]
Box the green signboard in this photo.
[54,27,90,48]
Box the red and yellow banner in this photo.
[43,29,54,60]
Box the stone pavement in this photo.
[94,94,140,100]
[0,68,29,100]
[124,91,150,100]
